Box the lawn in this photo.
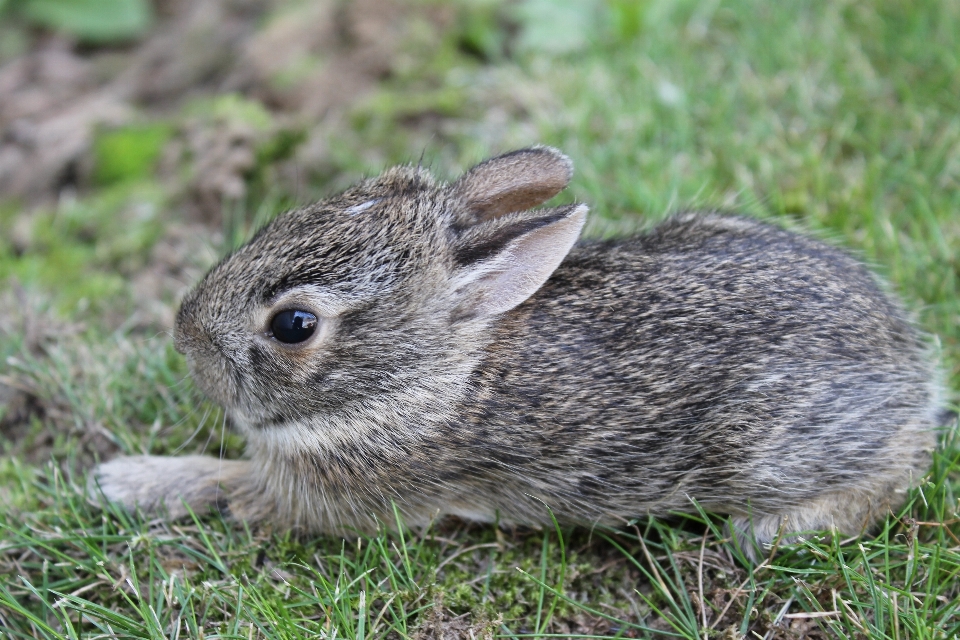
[0,0,958,637]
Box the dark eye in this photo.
[269,309,318,344]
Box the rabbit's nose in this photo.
[173,296,204,354]
[172,321,213,356]
[173,330,188,354]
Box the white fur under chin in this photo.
[244,368,477,455]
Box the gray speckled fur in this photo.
[92,147,946,553]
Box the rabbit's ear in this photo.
[450,203,587,320]
[452,147,573,222]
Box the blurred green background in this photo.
[1,0,958,356]
[0,0,958,637]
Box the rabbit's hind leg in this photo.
[730,488,901,560]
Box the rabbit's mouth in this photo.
[183,349,244,412]
[185,352,307,431]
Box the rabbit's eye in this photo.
[270,310,318,344]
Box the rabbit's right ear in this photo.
[449,204,587,321]
[452,147,573,223]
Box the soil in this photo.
[0,0,428,213]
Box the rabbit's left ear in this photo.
[449,203,587,321]
[452,147,573,223]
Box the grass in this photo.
[1,0,959,637]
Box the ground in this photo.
[0,0,958,638]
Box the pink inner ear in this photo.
[454,147,574,222]
[453,204,588,320]
[466,182,570,221]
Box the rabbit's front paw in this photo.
[89,455,248,519]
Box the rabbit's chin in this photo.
[218,398,312,435]
[222,408,263,435]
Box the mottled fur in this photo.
[92,147,946,554]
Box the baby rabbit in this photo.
[93,146,948,553]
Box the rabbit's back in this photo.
[447,213,941,525]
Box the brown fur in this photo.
[91,147,946,555]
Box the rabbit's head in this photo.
[174,147,587,430]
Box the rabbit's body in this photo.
[93,148,945,551]
[441,214,941,541]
